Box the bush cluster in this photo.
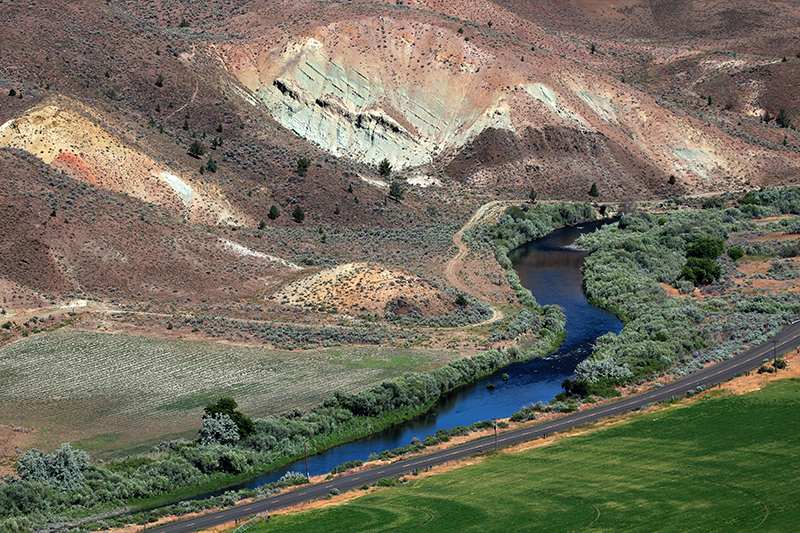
[574,190,800,386]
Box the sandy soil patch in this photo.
[0,425,36,477]
[272,262,459,317]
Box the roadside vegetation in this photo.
[245,378,800,532]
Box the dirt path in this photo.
[444,200,517,325]
[165,79,199,121]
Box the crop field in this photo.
[251,379,800,532]
[0,330,456,458]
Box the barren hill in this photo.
[1,0,800,324]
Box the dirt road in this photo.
[444,200,517,325]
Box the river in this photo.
[205,218,623,495]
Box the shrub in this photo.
[727,246,744,261]
[16,443,89,492]
[198,413,240,446]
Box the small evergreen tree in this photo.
[588,182,599,197]
[155,74,164,87]
[296,157,311,177]
[378,158,392,178]
[529,186,537,202]
[206,157,217,173]
[268,204,280,220]
[389,180,405,200]
[188,140,205,158]
[292,204,305,223]
[777,107,792,129]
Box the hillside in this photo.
[2,0,800,458]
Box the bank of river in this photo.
[203,219,623,495]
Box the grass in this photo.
[0,330,457,458]
[244,379,800,532]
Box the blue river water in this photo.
[206,218,623,495]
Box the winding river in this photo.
[208,219,623,495]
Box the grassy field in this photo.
[0,330,457,458]
[248,379,800,532]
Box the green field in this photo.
[248,379,800,532]
[0,330,457,458]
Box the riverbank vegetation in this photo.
[0,328,564,531]
[574,189,800,388]
[246,378,800,532]
[6,190,800,531]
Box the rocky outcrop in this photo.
[232,21,513,169]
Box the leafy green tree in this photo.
[588,182,599,197]
[268,204,280,220]
[681,236,724,285]
[292,204,305,223]
[204,398,254,438]
[188,140,205,158]
[296,157,311,177]
[681,257,721,285]
[686,236,724,260]
[389,180,404,200]
[378,158,392,178]
[455,294,469,307]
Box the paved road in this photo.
[146,323,800,533]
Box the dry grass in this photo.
[0,330,458,458]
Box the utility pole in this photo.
[304,441,310,480]
[493,418,498,451]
